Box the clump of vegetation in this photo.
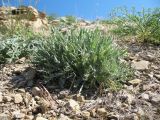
[0,35,41,64]
[108,8,160,44]
[0,25,42,64]
[33,29,132,90]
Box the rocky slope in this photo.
[0,5,160,120]
[0,42,160,120]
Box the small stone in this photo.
[82,111,90,118]
[59,89,69,99]
[32,87,41,96]
[25,115,34,120]
[128,79,142,85]
[155,74,160,80]
[123,113,139,120]
[35,96,40,101]
[66,99,80,112]
[12,111,25,119]
[132,60,149,70]
[14,94,23,103]
[90,109,96,117]
[151,95,160,104]
[76,94,85,102]
[17,88,25,93]
[137,108,145,116]
[58,114,71,120]
[140,93,149,100]
[97,108,107,116]
[0,113,11,120]
[0,94,3,102]
[3,96,12,102]
[127,94,134,104]
[36,116,48,120]
[107,113,119,120]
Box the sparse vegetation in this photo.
[106,8,160,44]
[0,34,41,64]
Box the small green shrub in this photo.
[109,8,160,44]
[33,29,132,90]
[0,35,41,64]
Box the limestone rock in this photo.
[14,94,23,104]
[140,93,149,100]
[82,111,90,118]
[36,116,48,120]
[0,113,11,120]
[58,114,71,120]
[76,94,85,102]
[132,60,149,70]
[151,95,160,104]
[0,94,3,102]
[3,96,12,102]
[66,99,80,112]
[90,109,96,117]
[0,6,49,34]
[97,108,107,116]
[12,111,25,119]
[128,79,142,85]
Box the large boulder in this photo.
[0,5,49,34]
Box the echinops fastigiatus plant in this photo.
[33,29,132,91]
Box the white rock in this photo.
[36,117,48,120]
[97,108,107,116]
[58,114,71,120]
[3,96,12,102]
[76,94,85,102]
[128,79,142,85]
[13,111,25,119]
[82,111,90,118]
[66,99,80,112]
[132,60,149,70]
[0,94,3,102]
[14,94,23,103]
[151,95,160,104]
[141,93,149,100]
[0,113,10,120]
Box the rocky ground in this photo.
[0,41,160,120]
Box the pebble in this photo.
[81,111,90,118]
[3,96,12,102]
[14,94,23,103]
[32,87,41,96]
[128,79,142,85]
[12,111,25,119]
[66,99,80,112]
[76,94,85,102]
[140,93,149,100]
[0,94,3,102]
[36,116,48,120]
[97,108,107,116]
[0,113,11,120]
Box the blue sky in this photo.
[1,0,160,20]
